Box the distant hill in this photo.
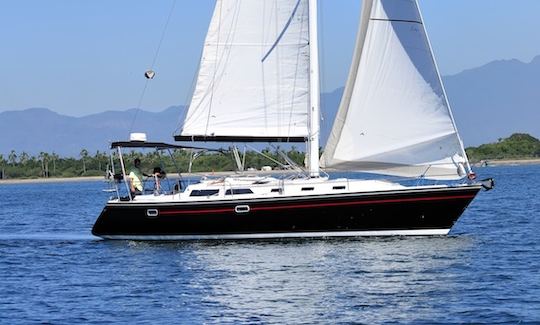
[465,133,540,162]
[0,106,184,157]
[307,55,540,148]
[0,90,343,157]
[444,55,540,146]
[1,55,540,156]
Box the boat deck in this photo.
[109,175,468,204]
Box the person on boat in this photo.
[129,158,148,196]
[151,166,166,194]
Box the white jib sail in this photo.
[321,0,470,180]
[180,0,310,139]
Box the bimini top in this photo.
[110,141,220,152]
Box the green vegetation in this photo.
[466,133,540,162]
[0,147,306,180]
[4,133,537,179]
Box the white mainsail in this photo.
[179,0,310,140]
[321,0,470,180]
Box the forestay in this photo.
[321,0,470,180]
[179,0,310,141]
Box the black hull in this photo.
[92,185,481,240]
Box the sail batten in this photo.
[178,0,310,141]
[370,18,422,24]
[321,0,470,180]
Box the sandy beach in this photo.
[0,170,299,185]
[0,176,105,185]
[474,158,540,166]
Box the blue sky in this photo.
[1,0,540,116]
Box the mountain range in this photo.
[1,55,539,157]
[444,55,540,147]
[0,107,183,157]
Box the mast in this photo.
[308,0,320,177]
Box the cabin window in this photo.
[271,188,280,193]
[333,186,346,190]
[301,187,314,191]
[225,188,253,195]
[190,189,220,197]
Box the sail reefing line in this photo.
[370,18,422,24]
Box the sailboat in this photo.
[92,0,493,240]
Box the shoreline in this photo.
[0,176,105,185]
[473,158,540,167]
[0,170,296,185]
[1,159,539,185]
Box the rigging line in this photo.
[246,144,290,169]
[129,0,177,135]
[175,24,205,137]
[151,0,178,69]
[270,143,305,173]
[129,79,150,134]
[173,61,200,136]
[413,0,471,174]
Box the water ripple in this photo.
[0,167,539,323]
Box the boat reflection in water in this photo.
[168,236,473,323]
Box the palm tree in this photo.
[95,150,107,172]
[38,152,50,177]
[8,150,17,166]
[0,154,5,179]
[80,149,89,174]
[44,153,50,177]
[51,152,59,176]
[19,152,29,166]
[38,152,46,177]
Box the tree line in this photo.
[0,147,306,179]
[3,133,538,179]
[465,133,540,162]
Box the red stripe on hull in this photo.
[158,194,476,216]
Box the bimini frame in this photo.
[108,140,222,201]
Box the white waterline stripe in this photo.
[100,229,450,240]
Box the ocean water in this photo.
[0,166,539,324]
